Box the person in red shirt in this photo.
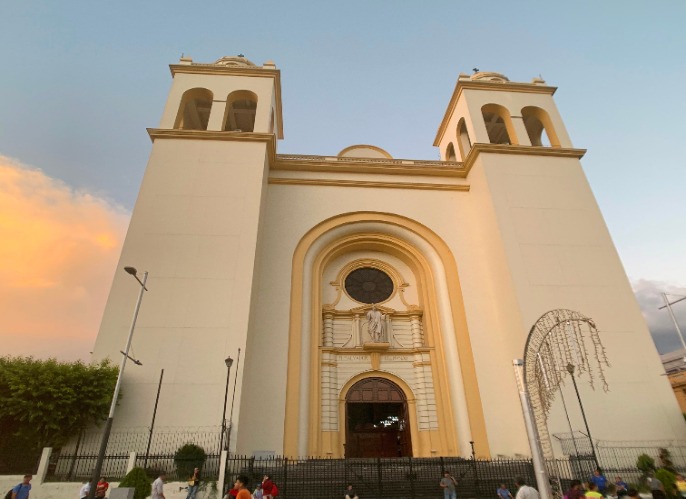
[95,478,109,499]
[262,475,274,499]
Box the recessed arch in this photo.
[223,90,258,132]
[283,211,490,459]
[174,88,213,130]
[481,103,518,145]
[340,373,417,457]
[456,118,472,160]
[445,143,457,162]
[522,106,561,147]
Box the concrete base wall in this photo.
[0,479,219,499]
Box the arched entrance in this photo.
[345,377,412,458]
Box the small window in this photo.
[174,88,213,130]
[481,104,516,145]
[457,118,472,159]
[445,143,456,161]
[224,90,258,132]
[522,106,560,147]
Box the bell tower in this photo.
[432,71,685,453]
[92,56,283,438]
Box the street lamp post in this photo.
[566,363,600,471]
[87,267,148,499]
[226,348,241,456]
[219,356,234,453]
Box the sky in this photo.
[0,1,685,360]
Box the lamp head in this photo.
[124,266,138,276]
[566,363,575,374]
[225,356,234,368]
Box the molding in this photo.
[273,155,467,178]
[147,128,277,164]
[268,177,470,192]
[462,143,587,172]
[168,64,284,139]
[434,80,557,146]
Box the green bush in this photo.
[119,467,152,499]
[637,454,656,474]
[174,443,207,481]
[656,469,677,497]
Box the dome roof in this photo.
[471,71,509,82]
[213,56,257,67]
[338,145,392,159]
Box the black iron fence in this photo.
[45,426,222,482]
[224,455,539,499]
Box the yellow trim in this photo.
[434,79,557,146]
[147,128,277,164]
[268,178,470,191]
[338,144,393,159]
[169,64,284,139]
[272,156,466,178]
[283,212,490,458]
[462,143,586,172]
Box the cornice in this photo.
[462,143,587,172]
[274,154,467,178]
[146,128,277,164]
[170,64,279,78]
[433,79,558,146]
[169,65,284,139]
[268,177,470,192]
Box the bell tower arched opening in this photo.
[345,377,412,458]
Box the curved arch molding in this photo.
[283,211,490,458]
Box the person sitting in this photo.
[614,476,629,498]
[345,484,359,499]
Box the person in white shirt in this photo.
[152,472,166,499]
[514,477,540,499]
[79,482,91,499]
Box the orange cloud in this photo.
[0,155,130,361]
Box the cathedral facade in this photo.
[92,56,686,460]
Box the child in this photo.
[253,484,263,499]
[497,483,513,499]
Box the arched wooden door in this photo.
[345,377,412,458]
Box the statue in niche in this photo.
[365,305,386,342]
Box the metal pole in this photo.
[663,293,686,351]
[144,368,164,468]
[513,359,553,499]
[219,363,231,453]
[567,364,600,471]
[87,271,148,499]
[559,389,581,460]
[226,348,241,455]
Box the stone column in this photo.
[410,314,423,348]
[323,313,334,347]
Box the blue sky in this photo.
[1,1,685,355]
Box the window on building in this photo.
[522,106,560,147]
[445,143,456,161]
[224,90,258,132]
[457,118,472,159]
[481,104,516,145]
[174,88,213,130]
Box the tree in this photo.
[174,443,207,481]
[119,467,152,499]
[0,356,118,467]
